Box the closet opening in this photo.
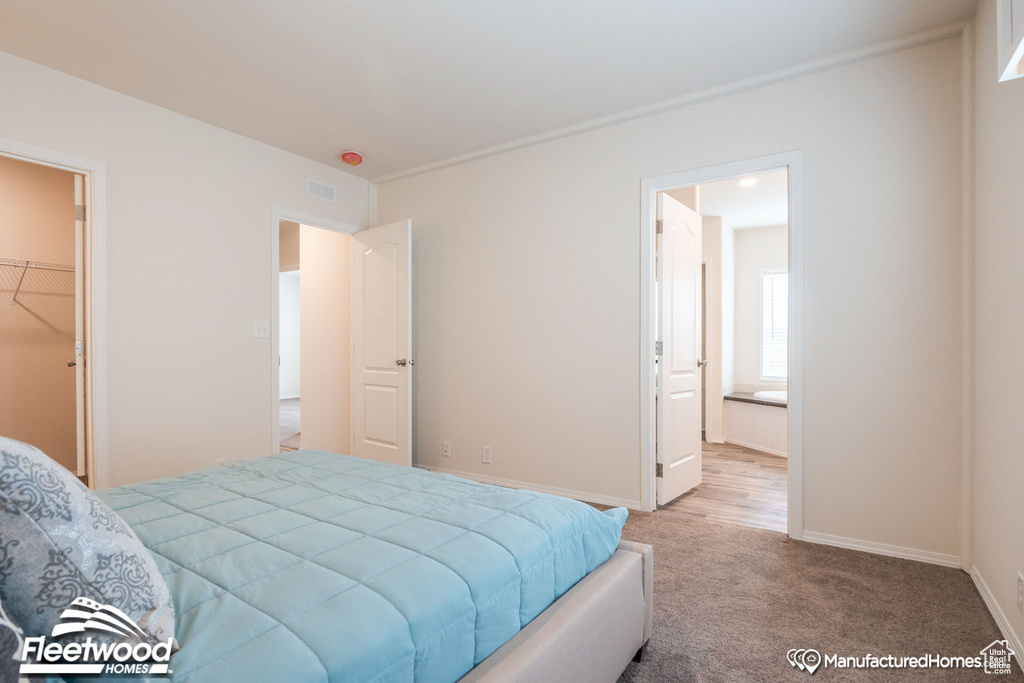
[0,154,91,485]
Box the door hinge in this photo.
[656,219,664,234]
[656,463,663,478]
[75,205,87,221]
[655,341,663,356]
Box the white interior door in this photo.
[73,174,87,478]
[351,220,412,466]
[657,193,703,504]
[299,224,351,452]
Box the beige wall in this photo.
[379,36,965,554]
[280,220,300,271]
[0,155,77,471]
[732,225,788,392]
[972,1,1024,648]
[298,224,352,452]
[665,186,698,212]
[0,51,368,486]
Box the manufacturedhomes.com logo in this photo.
[18,597,174,676]
[788,640,1017,676]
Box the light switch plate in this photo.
[253,321,270,338]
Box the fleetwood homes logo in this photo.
[19,597,174,676]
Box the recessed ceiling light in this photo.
[738,177,759,187]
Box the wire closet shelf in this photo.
[0,257,76,305]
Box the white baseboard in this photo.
[414,464,641,510]
[801,531,962,568]
[971,565,1024,659]
[724,438,787,457]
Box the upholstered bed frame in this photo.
[460,539,653,683]
[0,435,653,683]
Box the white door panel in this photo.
[299,225,351,453]
[74,174,87,478]
[657,194,702,505]
[364,242,399,370]
[352,220,411,466]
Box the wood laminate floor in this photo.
[659,440,788,532]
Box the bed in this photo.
[96,450,653,682]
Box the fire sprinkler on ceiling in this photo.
[341,151,363,167]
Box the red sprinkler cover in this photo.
[341,151,363,166]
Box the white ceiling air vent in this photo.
[306,178,336,203]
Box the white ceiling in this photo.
[0,1,977,180]
[698,169,789,229]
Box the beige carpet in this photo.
[617,513,1022,682]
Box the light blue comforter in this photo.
[98,451,627,682]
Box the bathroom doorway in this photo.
[641,152,803,537]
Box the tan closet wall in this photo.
[0,155,77,471]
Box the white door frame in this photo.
[0,137,109,488]
[269,206,360,454]
[639,150,805,540]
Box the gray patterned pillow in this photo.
[0,436,175,645]
[0,597,22,683]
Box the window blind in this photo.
[761,269,788,380]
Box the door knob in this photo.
[396,359,407,367]
[697,359,704,368]
[67,360,76,367]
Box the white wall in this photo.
[0,51,368,486]
[732,225,788,393]
[972,1,1024,650]
[721,221,736,393]
[701,216,724,442]
[278,271,301,399]
[379,36,964,555]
